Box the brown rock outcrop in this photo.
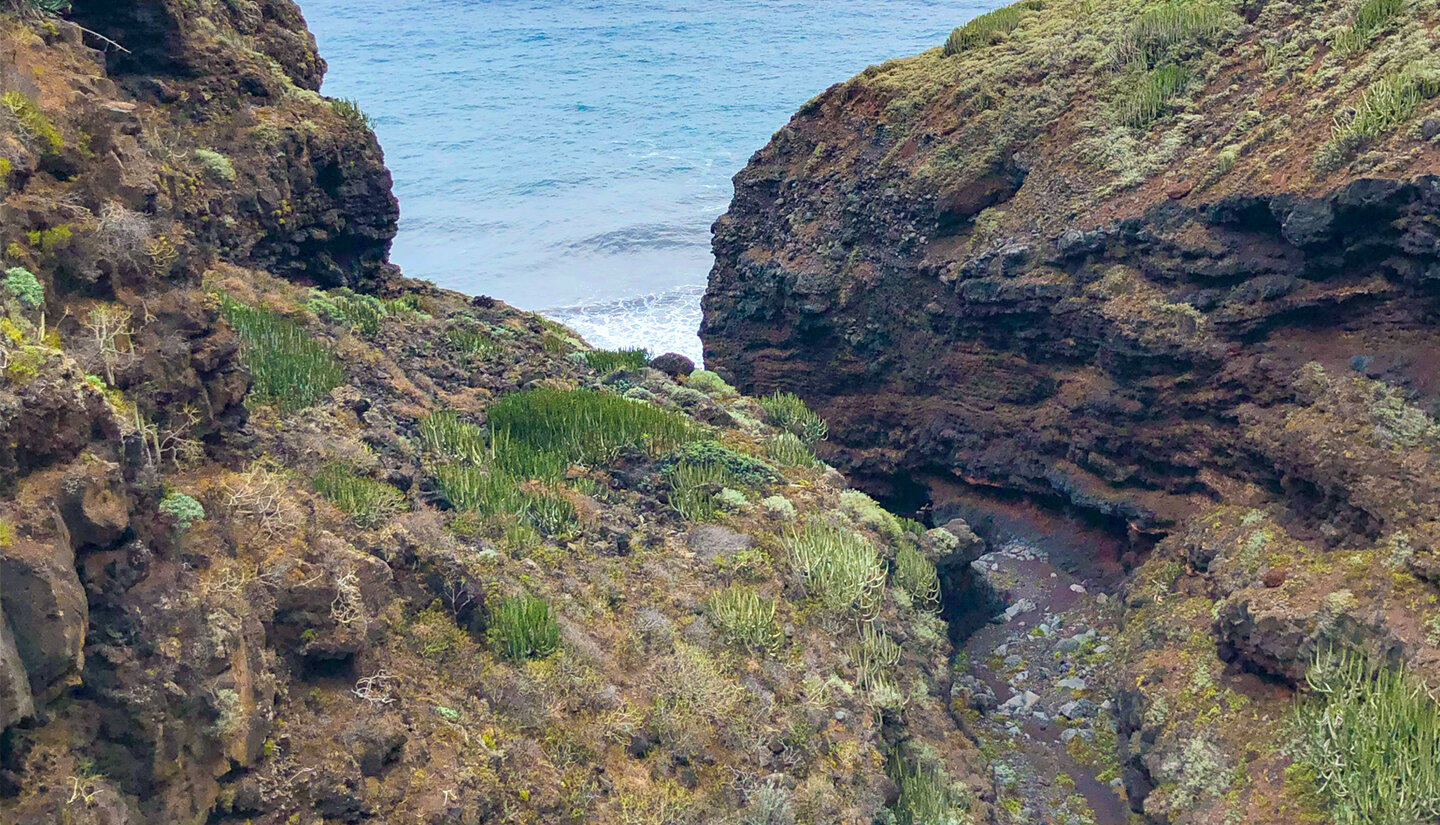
[0,533,87,698]
[702,6,1440,821]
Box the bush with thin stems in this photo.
[1291,647,1440,825]
[1117,64,1190,128]
[446,325,499,355]
[767,432,820,468]
[942,1,1041,56]
[1332,0,1405,53]
[431,463,578,536]
[219,295,344,412]
[490,430,570,480]
[665,459,745,522]
[1332,68,1439,145]
[419,409,488,464]
[786,520,886,620]
[888,753,967,825]
[328,98,374,129]
[490,593,560,661]
[855,623,901,697]
[708,586,782,654]
[584,347,648,374]
[526,491,580,535]
[757,391,827,445]
[892,541,941,607]
[1114,2,1231,66]
[2,0,70,16]
[313,465,407,528]
[0,92,63,153]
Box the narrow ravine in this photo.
[927,480,1138,825]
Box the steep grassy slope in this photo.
[0,4,993,824]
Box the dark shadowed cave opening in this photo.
[859,470,1144,649]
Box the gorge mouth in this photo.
[865,471,1150,824]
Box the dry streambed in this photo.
[933,489,1135,825]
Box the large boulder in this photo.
[58,458,130,551]
[0,614,33,730]
[0,536,87,697]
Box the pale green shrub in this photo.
[892,541,941,607]
[767,432,820,467]
[786,520,885,619]
[758,391,827,445]
[687,369,736,397]
[194,149,236,182]
[2,267,42,308]
[159,491,205,531]
[840,489,905,544]
[1292,647,1440,825]
[708,586,781,654]
[762,495,797,521]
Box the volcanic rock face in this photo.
[0,3,399,820]
[702,4,1440,820]
[706,176,1440,534]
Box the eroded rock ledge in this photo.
[706,175,1440,537]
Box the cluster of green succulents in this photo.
[758,391,827,445]
[489,593,560,661]
[312,464,407,528]
[1292,647,1440,825]
[787,519,886,619]
[219,295,345,412]
[707,586,782,654]
[583,347,648,374]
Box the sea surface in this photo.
[301,0,999,363]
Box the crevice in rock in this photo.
[298,651,356,683]
[937,558,1008,650]
[67,0,185,78]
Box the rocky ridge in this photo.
[703,0,1440,822]
[0,3,1010,824]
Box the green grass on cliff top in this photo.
[848,0,1440,222]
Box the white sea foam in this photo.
[543,284,706,366]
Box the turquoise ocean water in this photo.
[301,0,997,362]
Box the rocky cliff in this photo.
[0,3,995,825]
[704,0,1440,822]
